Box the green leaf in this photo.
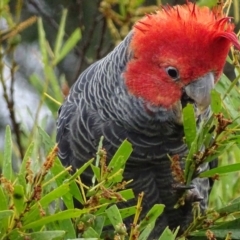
[105,205,123,228]
[119,0,127,18]
[217,200,240,215]
[119,206,136,220]
[44,65,63,102]
[3,125,12,181]
[38,18,48,64]
[197,0,217,7]
[215,74,240,121]
[18,142,34,189]
[27,231,65,240]
[0,186,8,211]
[108,139,132,172]
[54,28,81,64]
[83,227,99,238]
[0,188,9,235]
[191,218,240,239]
[203,143,233,163]
[58,219,76,239]
[103,206,135,226]
[23,209,87,229]
[38,126,55,152]
[139,204,165,231]
[211,89,222,113]
[92,136,104,185]
[73,239,98,240]
[158,226,178,240]
[133,0,145,7]
[184,133,199,185]
[139,222,155,240]
[50,157,80,208]
[91,165,101,181]
[118,189,134,201]
[68,158,94,182]
[51,157,94,207]
[23,184,70,224]
[30,74,60,116]
[6,229,23,240]
[13,185,25,215]
[0,211,13,239]
[0,210,14,220]
[1,0,10,7]
[54,9,68,60]
[183,104,197,149]
[92,215,105,236]
[40,184,70,207]
[199,163,240,178]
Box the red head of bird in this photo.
[124,2,240,110]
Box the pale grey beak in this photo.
[172,72,214,124]
[184,72,214,114]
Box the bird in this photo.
[56,2,240,238]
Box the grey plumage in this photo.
[56,32,211,237]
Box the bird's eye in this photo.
[166,67,179,80]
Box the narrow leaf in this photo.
[24,184,70,224]
[105,205,123,228]
[44,65,63,102]
[199,163,240,178]
[54,28,81,64]
[91,165,101,181]
[108,139,132,172]
[40,184,70,207]
[13,185,25,215]
[68,158,94,182]
[29,74,59,114]
[3,125,12,180]
[0,188,9,234]
[54,9,68,59]
[0,210,14,219]
[58,219,76,239]
[211,90,222,113]
[92,215,105,236]
[183,104,197,149]
[37,18,48,63]
[191,219,240,239]
[23,209,87,229]
[38,126,55,152]
[139,204,165,231]
[217,200,240,215]
[0,187,8,210]
[28,231,65,240]
[6,229,23,240]
[18,142,34,189]
[139,222,155,240]
[83,227,99,238]
[158,226,176,240]
[118,189,135,201]
[50,157,82,208]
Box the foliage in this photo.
[0,126,167,239]
[0,0,240,240]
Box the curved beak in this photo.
[172,72,214,124]
[184,72,214,113]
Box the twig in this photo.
[129,192,144,240]
[0,57,24,159]
[10,59,24,159]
